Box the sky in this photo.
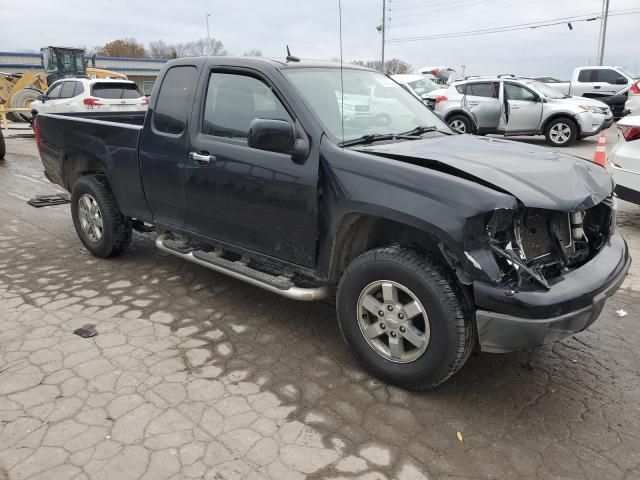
[2,0,639,79]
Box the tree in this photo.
[95,38,148,58]
[148,38,228,58]
[351,58,412,75]
[148,40,174,59]
[243,49,263,57]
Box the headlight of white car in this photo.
[579,105,605,115]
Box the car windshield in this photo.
[526,80,567,99]
[283,68,449,142]
[406,77,440,96]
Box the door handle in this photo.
[468,102,479,106]
[594,85,601,89]
[511,106,520,110]
[189,151,215,165]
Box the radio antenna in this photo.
[338,0,345,145]
[286,45,300,63]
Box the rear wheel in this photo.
[336,245,474,390]
[544,117,578,147]
[447,114,472,134]
[71,175,132,258]
[0,129,5,159]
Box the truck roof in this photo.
[164,56,376,72]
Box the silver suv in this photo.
[429,75,613,146]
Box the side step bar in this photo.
[156,234,329,301]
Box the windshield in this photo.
[283,68,449,142]
[407,77,439,96]
[526,80,567,99]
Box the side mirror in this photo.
[248,119,305,159]
[37,95,45,103]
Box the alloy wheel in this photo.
[449,119,467,133]
[357,280,430,363]
[78,193,104,242]
[549,122,572,145]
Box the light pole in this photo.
[381,0,386,72]
[205,12,212,56]
[596,0,610,66]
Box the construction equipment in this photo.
[0,46,126,123]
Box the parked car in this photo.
[30,78,148,118]
[391,74,446,105]
[430,75,613,146]
[540,66,638,119]
[33,57,629,390]
[610,115,640,203]
[626,79,640,115]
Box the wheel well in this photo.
[542,114,579,135]
[64,153,106,191]
[329,214,446,282]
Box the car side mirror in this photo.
[37,95,45,103]
[248,119,306,160]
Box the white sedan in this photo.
[30,78,148,117]
[611,115,640,203]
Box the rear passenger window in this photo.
[73,82,84,97]
[153,66,198,135]
[469,83,496,98]
[202,72,292,140]
[578,69,596,82]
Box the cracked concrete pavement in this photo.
[0,124,639,479]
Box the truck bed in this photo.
[36,110,150,220]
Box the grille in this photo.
[518,209,571,261]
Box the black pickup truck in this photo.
[34,57,630,390]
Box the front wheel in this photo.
[544,118,578,147]
[336,245,474,390]
[71,175,132,258]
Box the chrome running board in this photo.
[156,233,329,301]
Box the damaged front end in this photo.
[461,196,629,354]
[486,197,617,292]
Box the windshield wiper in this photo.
[402,125,452,136]
[339,133,422,147]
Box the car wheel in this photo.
[336,245,474,390]
[71,174,132,258]
[545,118,578,147]
[447,115,472,134]
[0,129,5,160]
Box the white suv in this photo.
[30,78,148,117]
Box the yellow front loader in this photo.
[0,46,126,122]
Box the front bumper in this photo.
[474,233,630,353]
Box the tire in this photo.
[71,175,132,258]
[447,114,472,134]
[0,129,5,160]
[336,245,474,390]
[544,117,578,147]
[9,88,41,122]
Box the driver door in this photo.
[184,69,319,267]
[503,82,543,134]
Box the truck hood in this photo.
[356,134,613,211]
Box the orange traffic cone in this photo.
[592,131,607,167]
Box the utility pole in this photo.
[205,12,212,56]
[596,0,610,66]
[381,0,386,73]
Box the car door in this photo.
[594,69,628,95]
[503,82,543,134]
[185,68,319,267]
[460,82,501,131]
[139,65,200,229]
